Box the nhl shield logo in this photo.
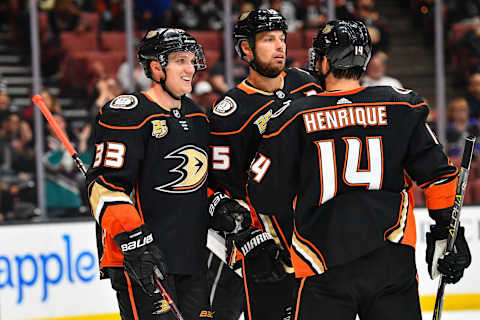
[152,120,168,138]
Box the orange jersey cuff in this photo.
[424,176,457,210]
[101,203,143,238]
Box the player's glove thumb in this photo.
[426,226,471,284]
[114,224,168,296]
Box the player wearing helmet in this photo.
[247,19,471,320]
[86,28,213,319]
[206,8,322,320]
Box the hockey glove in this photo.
[426,225,471,284]
[114,224,168,296]
[209,192,251,234]
[233,228,291,283]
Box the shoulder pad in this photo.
[285,67,317,83]
[99,93,157,128]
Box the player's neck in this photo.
[147,85,181,110]
[247,70,283,93]
[325,77,361,92]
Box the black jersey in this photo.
[208,68,322,248]
[247,86,458,277]
[86,92,209,275]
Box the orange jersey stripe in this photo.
[98,113,170,130]
[99,175,125,191]
[424,176,458,210]
[290,82,323,94]
[263,101,428,139]
[242,258,253,320]
[418,169,458,188]
[211,100,275,136]
[294,278,306,320]
[400,190,417,249]
[124,271,140,320]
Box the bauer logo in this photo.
[0,232,97,304]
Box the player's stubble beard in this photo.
[255,58,285,78]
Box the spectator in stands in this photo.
[0,113,35,176]
[90,77,123,119]
[96,0,125,31]
[171,0,202,30]
[47,0,90,40]
[0,91,11,124]
[44,114,90,218]
[0,184,13,222]
[117,60,151,92]
[446,0,480,25]
[361,52,403,88]
[192,80,217,113]
[466,71,480,119]
[22,89,61,125]
[297,0,327,29]
[261,0,300,32]
[135,0,172,31]
[198,0,224,30]
[355,0,390,53]
[446,97,480,158]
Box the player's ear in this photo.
[240,40,253,62]
[150,60,165,79]
[321,56,329,74]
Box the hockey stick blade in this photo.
[432,136,476,320]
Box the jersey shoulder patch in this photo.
[213,96,237,116]
[109,94,139,110]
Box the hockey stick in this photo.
[432,136,476,320]
[32,95,185,320]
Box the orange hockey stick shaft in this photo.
[32,94,87,175]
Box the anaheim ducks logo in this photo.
[155,145,208,193]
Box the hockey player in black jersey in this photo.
[206,9,323,320]
[247,20,472,320]
[86,28,215,320]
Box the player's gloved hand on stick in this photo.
[209,192,251,234]
[426,222,471,284]
[114,224,168,295]
[233,228,291,283]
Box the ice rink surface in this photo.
[422,310,480,319]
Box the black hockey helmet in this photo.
[233,9,288,60]
[138,28,207,79]
[309,20,372,72]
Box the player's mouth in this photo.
[273,54,285,62]
[181,76,192,83]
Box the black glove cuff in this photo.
[113,224,153,255]
[428,207,453,227]
[208,192,230,216]
[235,229,274,256]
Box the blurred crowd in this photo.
[0,0,479,221]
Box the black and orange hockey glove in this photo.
[114,224,168,295]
